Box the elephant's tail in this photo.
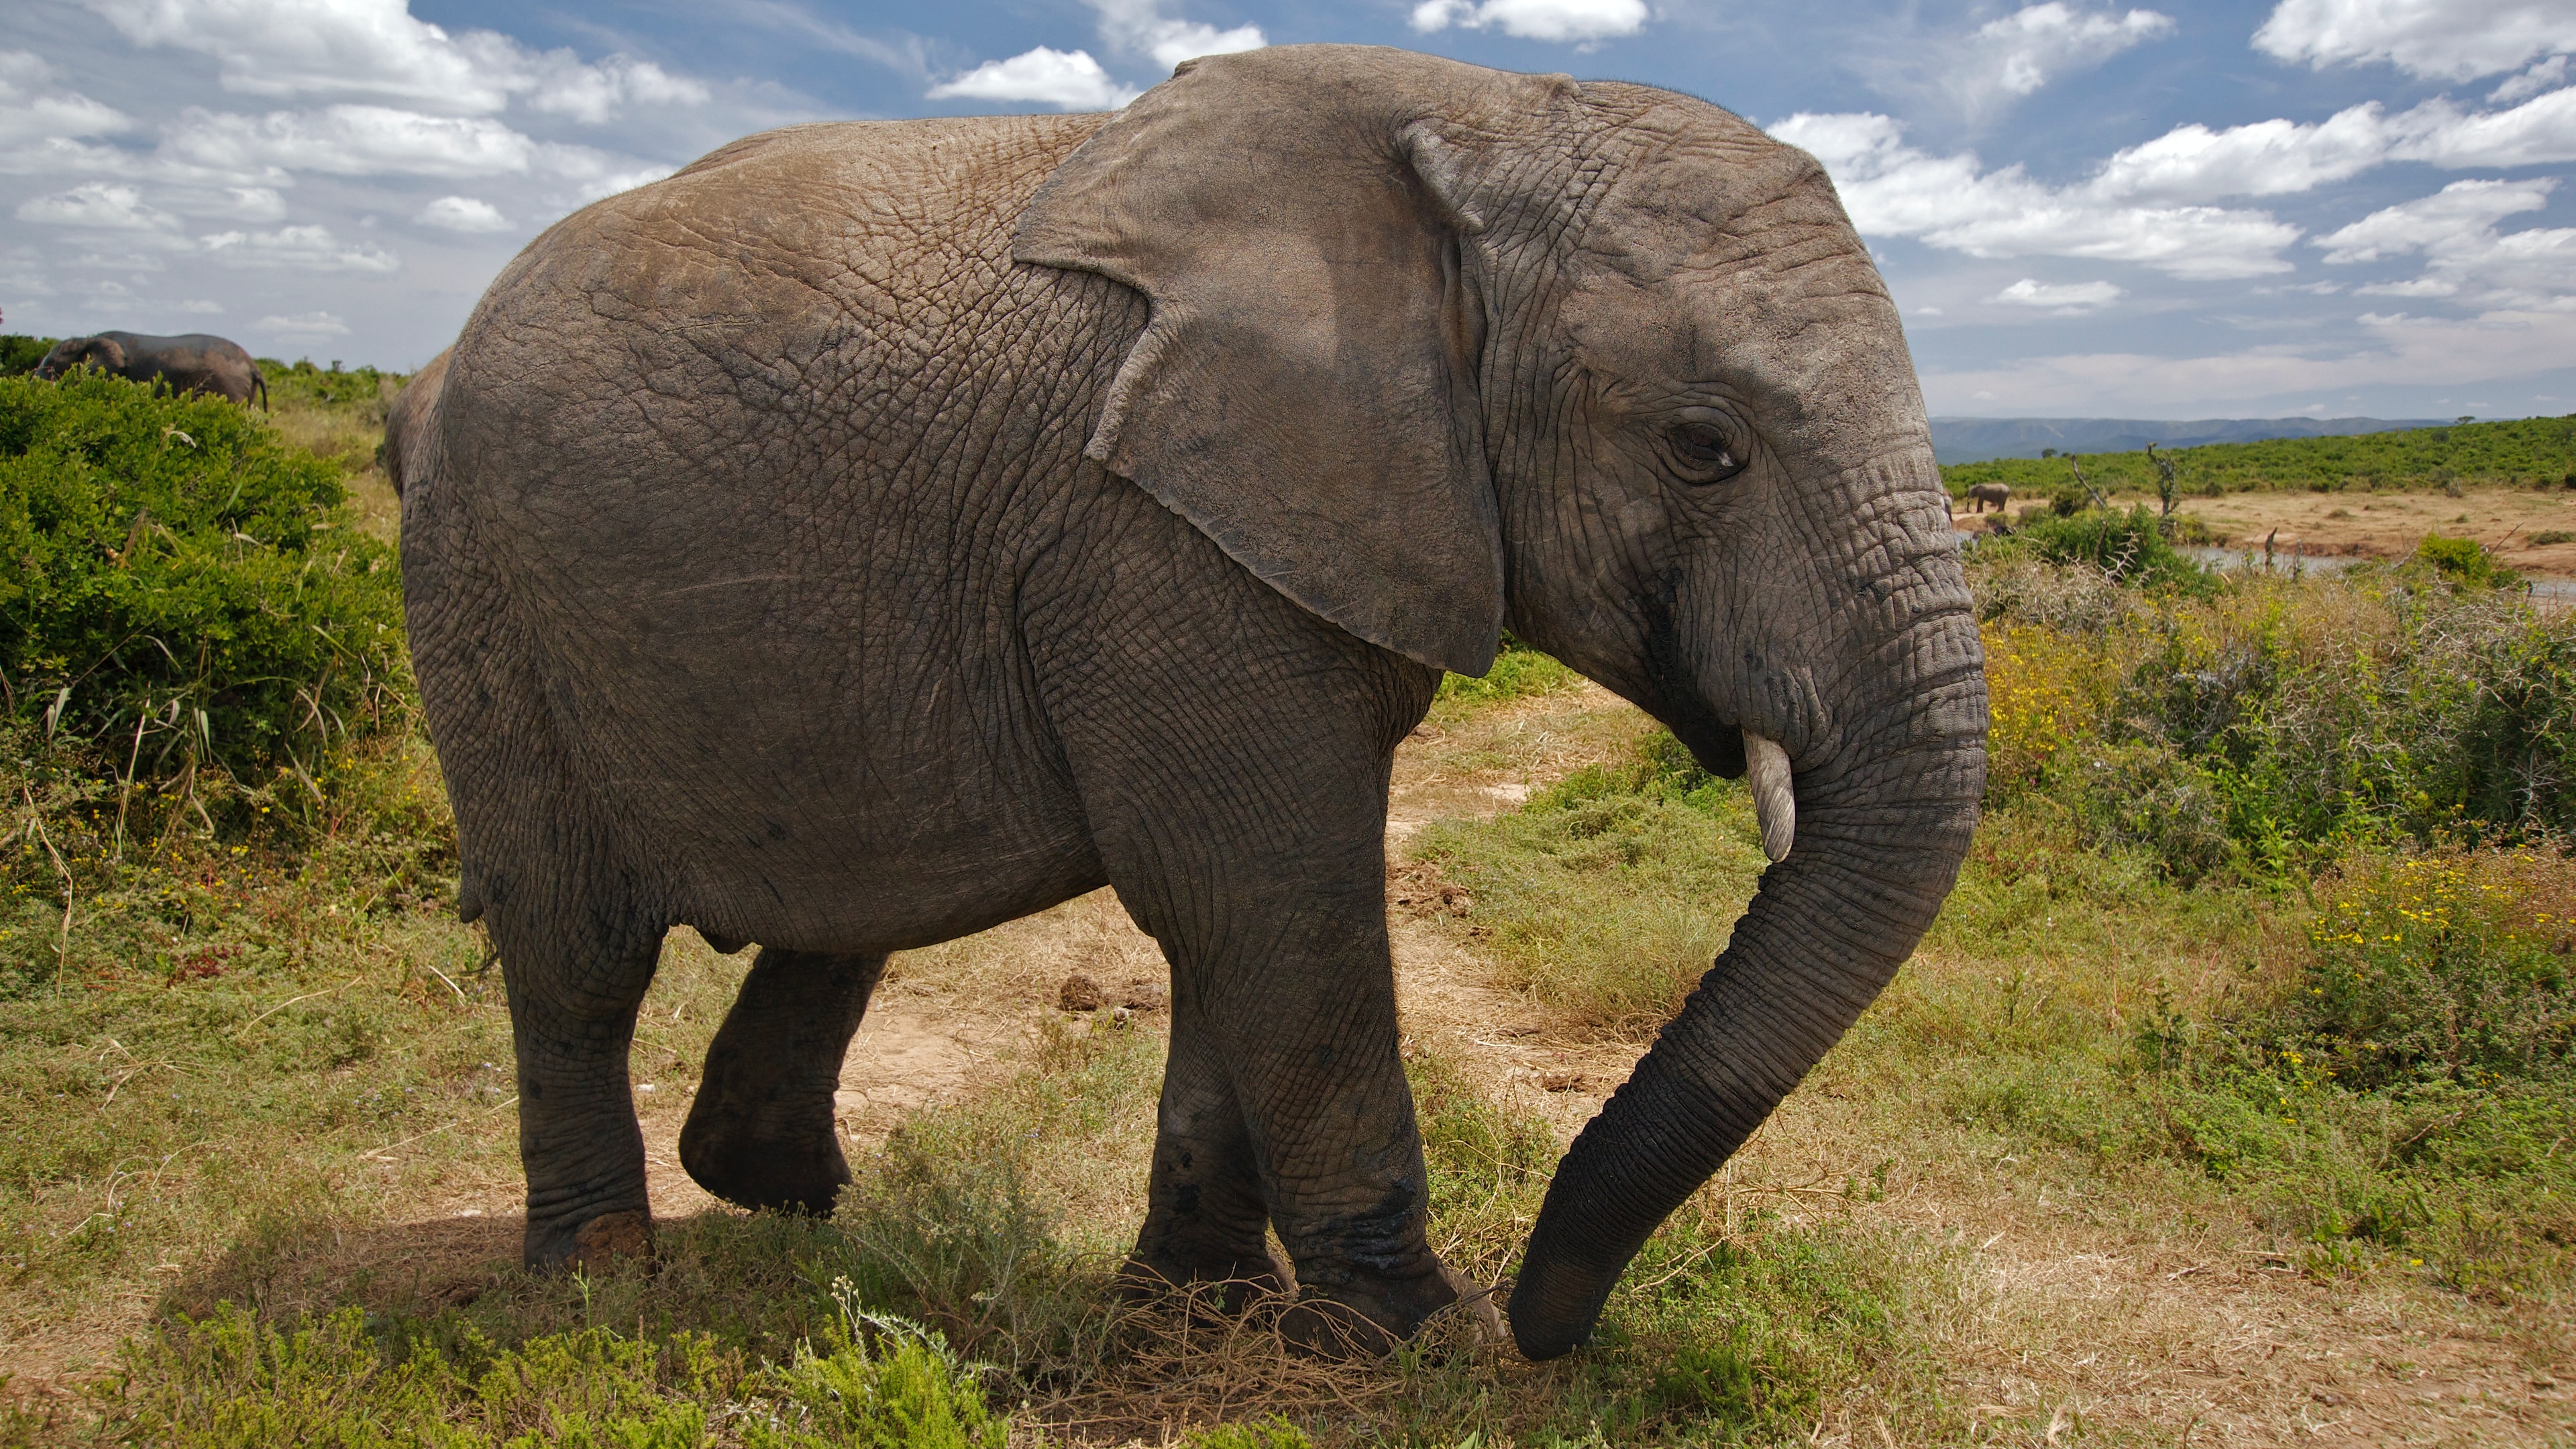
[253,371,269,411]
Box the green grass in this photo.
[1413,733,1768,1033]
[1941,413,2576,498]
[1433,638,1588,720]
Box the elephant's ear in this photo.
[91,337,127,370]
[1015,47,1555,677]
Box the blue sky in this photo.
[3,0,2571,418]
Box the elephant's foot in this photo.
[1278,1263,1498,1360]
[680,947,882,1214]
[1114,1248,1295,1318]
[525,1207,656,1273]
[678,1091,850,1214]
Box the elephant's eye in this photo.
[1669,423,1748,484]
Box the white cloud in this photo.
[1967,4,2172,97]
[203,223,398,271]
[16,180,176,230]
[1777,83,2576,280]
[415,194,508,231]
[2317,178,2576,307]
[174,299,224,313]
[926,48,1137,110]
[2385,87,2576,168]
[2316,178,2551,263]
[0,50,132,149]
[2494,54,2569,104]
[1411,0,1646,44]
[208,185,288,220]
[256,309,350,338]
[2253,0,2575,83]
[83,0,710,122]
[163,105,590,179]
[930,1,1263,111]
[1771,112,2302,278]
[2088,106,2392,201]
[1087,0,1265,69]
[2089,89,2576,205]
[1992,277,2127,310]
[523,55,710,125]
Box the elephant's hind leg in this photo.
[484,884,666,1271]
[679,947,885,1213]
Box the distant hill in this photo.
[1931,415,2447,465]
[1939,415,2576,497]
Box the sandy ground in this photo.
[1955,484,2576,578]
[18,686,2571,1443]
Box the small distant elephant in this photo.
[413,45,1986,1362]
[378,348,449,498]
[1964,482,2010,513]
[35,331,268,409]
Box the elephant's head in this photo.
[35,335,126,380]
[1018,44,1986,1359]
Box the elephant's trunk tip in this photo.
[1745,731,1793,863]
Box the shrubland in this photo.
[1941,414,2576,499]
[1,372,2569,1445]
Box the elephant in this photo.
[1964,482,2010,513]
[409,44,1986,1362]
[35,331,267,408]
[378,348,449,498]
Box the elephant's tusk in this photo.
[1744,731,1794,863]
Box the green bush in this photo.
[751,1298,1008,1449]
[1984,564,2576,859]
[2049,739,2235,885]
[2414,533,2520,588]
[2006,505,2212,593]
[0,336,55,378]
[0,372,403,780]
[2291,851,2574,1090]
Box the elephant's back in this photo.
[440,113,1133,509]
[464,115,1113,382]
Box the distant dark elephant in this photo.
[1965,482,2010,513]
[36,331,267,409]
[378,349,449,498]
[413,45,1986,1360]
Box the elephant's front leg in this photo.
[1123,972,1292,1310]
[680,947,885,1213]
[1142,863,1469,1354]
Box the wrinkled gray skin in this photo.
[378,348,448,498]
[409,45,1986,1362]
[36,331,267,409]
[1965,482,2010,513]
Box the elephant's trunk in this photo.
[1507,603,1986,1360]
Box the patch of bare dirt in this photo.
[1954,484,2576,577]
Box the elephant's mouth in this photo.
[1661,698,1746,780]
